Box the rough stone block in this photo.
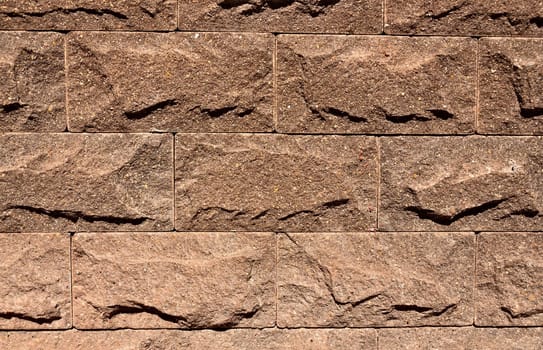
[67,32,273,132]
[380,136,543,231]
[0,329,378,349]
[0,32,65,132]
[386,0,543,36]
[476,232,543,326]
[0,233,70,329]
[0,1,176,30]
[178,0,382,34]
[0,134,173,232]
[175,134,377,232]
[72,232,276,329]
[277,35,476,134]
[479,38,543,135]
[277,232,475,327]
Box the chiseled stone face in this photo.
[277,35,476,134]
[0,134,173,232]
[175,134,378,232]
[386,0,543,36]
[379,327,543,350]
[277,232,475,327]
[0,329,378,349]
[0,233,71,329]
[476,232,543,326]
[178,0,382,34]
[479,38,543,135]
[67,32,273,132]
[0,0,176,30]
[0,32,65,132]
[72,232,276,329]
[380,136,543,231]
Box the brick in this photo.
[277,232,474,327]
[479,38,543,135]
[175,134,377,232]
[67,32,273,132]
[0,134,172,232]
[0,1,176,30]
[380,136,543,231]
[379,327,543,350]
[277,36,476,134]
[385,0,543,36]
[476,232,543,326]
[0,32,65,132]
[72,232,275,329]
[0,329,377,349]
[178,0,382,34]
[0,233,70,329]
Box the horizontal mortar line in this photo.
[1,28,543,39]
[6,230,543,235]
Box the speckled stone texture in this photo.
[386,0,543,36]
[0,329,378,349]
[380,136,543,231]
[476,232,543,326]
[0,32,65,132]
[0,1,177,30]
[277,35,476,134]
[175,134,377,232]
[0,233,70,329]
[479,38,543,135]
[277,232,474,327]
[178,0,382,34]
[0,134,173,232]
[66,32,273,132]
[72,232,276,329]
[379,327,543,350]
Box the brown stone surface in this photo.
[0,134,172,232]
[386,0,543,36]
[67,32,273,132]
[380,136,543,231]
[72,232,275,329]
[277,36,476,134]
[277,232,474,327]
[0,32,65,132]
[0,329,378,349]
[175,134,377,232]
[479,38,543,135]
[476,232,543,326]
[0,1,176,30]
[379,327,543,350]
[0,233,70,329]
[178,0,382,34]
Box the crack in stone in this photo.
[501,306,543,319]
[312,106,368,123]
[381,108,455,124]
[218,0,340,17]
[0,311,62,325]
[278,198,351,221]
[189,105,255,119]
[124,100,179,120]
[405,198,510,226]
[381,304,457,317]
[0,7,129,20]
[426,2,466,20]
[7,205,151,225]
[0,102,28,113]
[499,208,540,220]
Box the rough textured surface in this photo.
[72,232,275,329]
[0,134,172,232]
[379,327,543,350]
[0,329,377,349]
[476,232,543,326]
[67,32,273,132]
[277,36,476,134]
[277,232,474,327]
[386,0,543,35]
[0,1,176,30]
[178,0,382,34]
[0,32,65,132]
[0,233,70,330]
[479,38,543,135]
[175,134,377,232]
[380,137,543,231]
